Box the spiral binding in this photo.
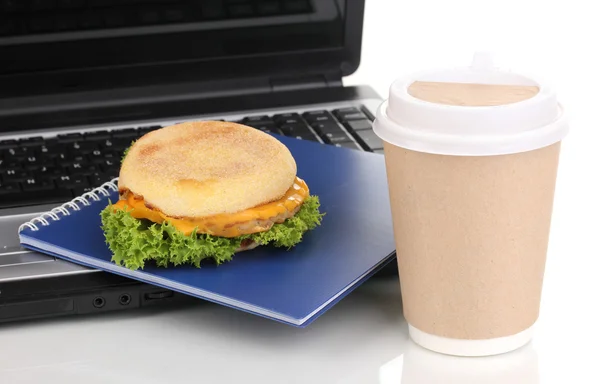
[17,177,119,233]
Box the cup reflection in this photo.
[380,340,539,384]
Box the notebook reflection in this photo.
[379,340,539,384]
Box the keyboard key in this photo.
[354,130,384,150]
[36,143,64,159]
[70,175,90,188]
[22,177,55,192]
[112,149,126,158]
[334,142,363,150]
[0,189,73,209]
[91,152,117,165]
[91,171,118,185]
[273,113,304,125]
[333,107,361,116]
[256,127,282,135]
[69,160,90,169]
[111,128,138,139]
[2,169,29,182]
[100,159,118,170]
[337,111,367,122]
[89,150,106,163]
[101,138,131,151]
[246,121,278,131]
[311,122,345,135]
[66,141,98,154]
[0,140,18,149]
[344,119,372,132]
[71,154,88,163]
[73,186,96,196]
[0,181,19,195]
[4,147,31,160]
[302,110,328,116]
[57,133,83,143]
[279,123,313,137]
[34,165,63,180]
[290,133,319,142]
[90,172,107,186]
[19,136,44,147]
[55,153,69,166]
[84,130,111,141]
[321,132,352,145]
[24,155,46,170]
[243,115,273,123]
[66,164,98,176]
[57,154,88,167]
[0,159,20,170]
[56,175,89,189]
[302,110,330,117]
[99,139,116,150]
[304,114,335,125]
[46,138,61,147]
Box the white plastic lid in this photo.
[373,53,569,156]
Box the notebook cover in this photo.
[18,135,396,327]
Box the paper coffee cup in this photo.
[373,53,569,357]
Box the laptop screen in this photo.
[0,0,348,78]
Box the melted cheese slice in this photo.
[112,177,309,238]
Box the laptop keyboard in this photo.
[0,0,314,37]
[0,106,383,210]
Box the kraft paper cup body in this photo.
[373,54,569,357]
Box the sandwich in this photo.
[100,121,324,270]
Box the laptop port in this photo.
[144,291,174,301]
[93,296,105,308]
[119,294,131,306]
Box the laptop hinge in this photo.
[269,74,342,92]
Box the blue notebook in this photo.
[18,136,396,327]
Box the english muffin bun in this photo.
[118,121,297,218]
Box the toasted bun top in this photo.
[118,121,297,218]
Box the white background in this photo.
[348,1,599,382]
[1,1,599,383]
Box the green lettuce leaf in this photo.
[100,195,324,270]
[121,140,135,163]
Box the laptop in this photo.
[0,0,396,324]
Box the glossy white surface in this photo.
[2,1,600,382]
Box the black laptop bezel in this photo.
[0,1,365,105]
